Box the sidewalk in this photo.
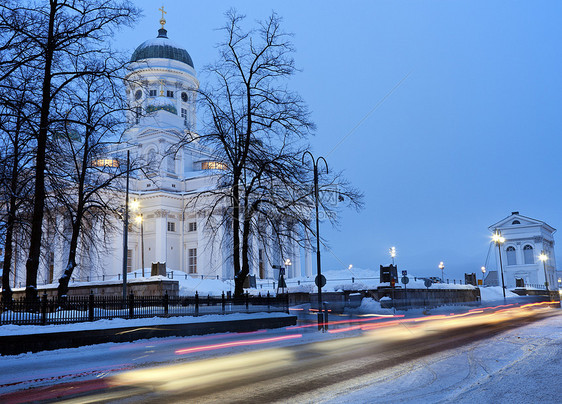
[0,313,297,355]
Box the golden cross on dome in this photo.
[159,5,167,28]
[158,79,165,96]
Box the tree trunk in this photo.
[57,213,82,299]
[1,208,15,305]
[235,208,253,297]
[232,174,241,286]
[25,1,56,302]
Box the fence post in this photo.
[89,291,95,322]
[245,292,249,310]
[164,292,169,316]
[128,293,134,319]
[267,291,271,312]
[286,293,289,313]
[221,291,226,314]
[41,293,48,325]
[195,291,199,316]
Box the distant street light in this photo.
[492,230,506,302]
[438,261,444,282]
[539,251,549,294]
[389,247,396,265]
[481,266,486,284]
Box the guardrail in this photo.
[0,292,289,326]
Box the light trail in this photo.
[175,334,303,355]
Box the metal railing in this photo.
[0,291,289,326]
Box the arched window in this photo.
[512,220,520,225]
[146,148,157,174]
[523,245,534,264]
[506,246,517,266]
[167,155,175,173]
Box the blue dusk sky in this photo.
[116,1,562,280]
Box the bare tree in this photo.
[0,0,139,300]
[192,11,362,296]
[0,69,37,303]
[47,63,134,299]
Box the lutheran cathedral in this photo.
[10,14,313,288]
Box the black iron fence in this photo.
[0,291,289,326]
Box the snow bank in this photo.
[479,286,519,301]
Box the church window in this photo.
[147,148,157,174]
[166,90,174,98]
[92,158,119,168]
[188,248,197,273]
[188,222,197,232]
[127,249,133,272]
[202,161,227,170]
[134,89,142,100]
[512,220,520,225]
[523,245,534,264]
[181,92,188,102]
[181,108,188,127]
[167,222,176,232]
[259,249,265,279]
[506,246,516,266]
[48,252,54,283]
[167,155,175,173]
[149,89,157,97]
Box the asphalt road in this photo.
[8,303,553,403]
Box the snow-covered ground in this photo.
[313,310,562,403]
[10,267,481,297]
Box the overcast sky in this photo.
[116,1,562,280]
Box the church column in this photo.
[154,209,169,264]
[305,247,313,278]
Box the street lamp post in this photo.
[389,247,396,266]
[481,266,486,284]
[438,261,444,282]
[492,230,506,302]
[539,251,549,295]
[122,150,130,300]
[303,151,328,332]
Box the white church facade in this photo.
[487,212,557,289]
[9,22,313,288]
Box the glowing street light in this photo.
[389,247,396,265]
[492,230,506,302]
[130,199,140,212]
[539,251,549,294]
[284,258,292,277]
[438,261,444,281]
[481,266,486,284]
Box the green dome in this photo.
[130,28,194,68]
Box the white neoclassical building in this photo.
[487,212,557,289]
[8,22,313,288]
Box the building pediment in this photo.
[488,211,556,234]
